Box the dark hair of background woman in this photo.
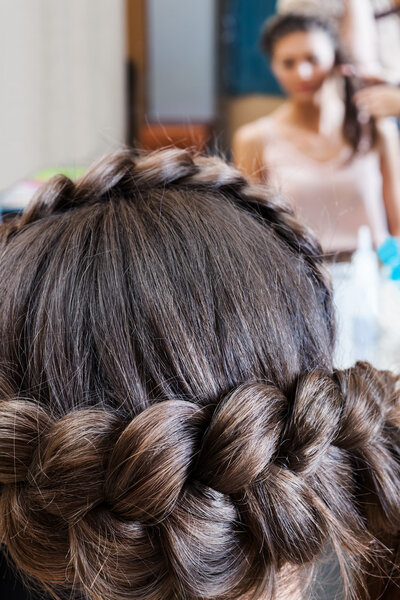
[260,12,377,153]
[0,148,399,600]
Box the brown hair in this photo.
[260,13,377,153]
[0,148,399,600]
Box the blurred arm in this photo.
[340,0,380,74]
[378,119,400,237]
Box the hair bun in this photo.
[196,382,287,493]
[30,409,120,522]
[0,399,53,483]
[334,363,400,532]
[0,368,399,598]
[105,400,207,521]
[283,372,342,475]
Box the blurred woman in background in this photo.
[233,13,400,254]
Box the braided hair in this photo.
[0,148,399,600]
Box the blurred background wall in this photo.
[1,0,342,190]
[0,0,125,189]
[0,0,285,191]
[127,0,282,152]
[147,0,216,122]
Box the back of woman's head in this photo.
[261,12,377,153]
[0,148,399,600]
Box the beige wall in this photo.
[0,0,125,189]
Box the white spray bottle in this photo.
[350,226,380,363]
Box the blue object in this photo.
[378,236,400,280]
[392,264,400,281]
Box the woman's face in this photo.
[271,29,336,101]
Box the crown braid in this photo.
[12,148,334,344]
[0,364,399,599]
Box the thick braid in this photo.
[334,364,400,534]
[18,148,199,227]
[1,362,399,599]
[11,149,333,342]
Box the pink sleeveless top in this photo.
[260,118,388,252]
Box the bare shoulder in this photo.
[232,117,276,180]
[234,117,270,144]
[232,108,288,180]
[233,116,279,152]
